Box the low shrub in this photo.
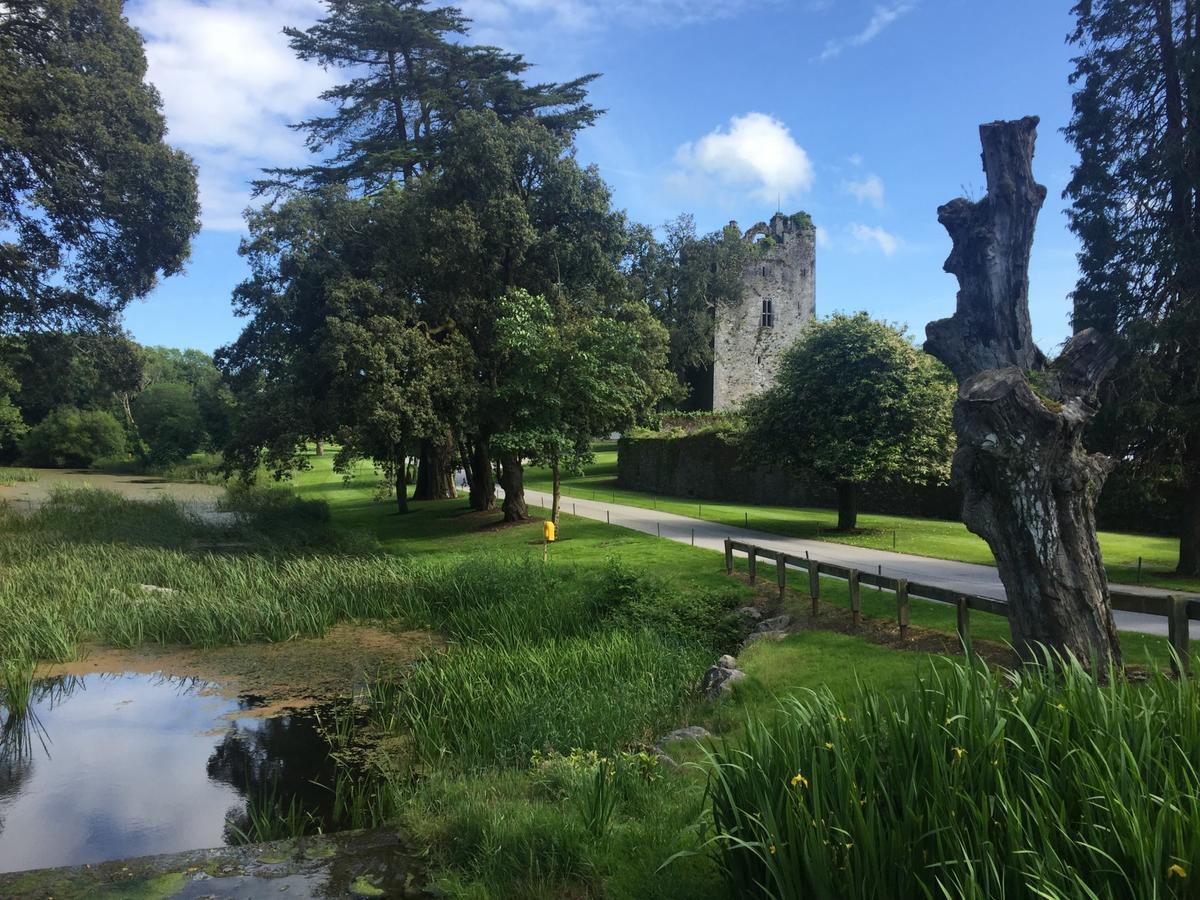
[20,407,126,467]
[704,652,1200,899]
[595,558,743,651]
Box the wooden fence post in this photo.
[724,539,733,575]
[748,547,757,584]
[848,569,861,627]
[1168,595,1190,675]
[776,553,788,600]
[896,579,910,640]
[956,595,970,646]
[808,562,820,602]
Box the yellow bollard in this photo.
[543,521,556,543]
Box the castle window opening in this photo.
[761,298,774,328]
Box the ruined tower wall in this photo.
[712,212,816,411]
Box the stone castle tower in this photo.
[712,211,816,411]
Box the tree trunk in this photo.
[394,444,409,515]
[1179,458,1200,576]
[413,436,457,501]
[468,439,495,512]
[498,452,528,522]
[551,458,562,526]
[836,481,858,531]
[925,117,1121,674]
[315,440,324,457]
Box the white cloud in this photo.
[848,223,902,255]
[847,153,864,167]
[673,113,814,204]
[844,174,886,209]
[128,0,333,231]
[815,2,916,63]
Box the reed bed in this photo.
[703,652,1200,899]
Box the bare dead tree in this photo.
[925,116,1121,674]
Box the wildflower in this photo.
[1055,703,1066,711]
[790,772,809,789]
[825,741,834,750]
[953,746,967,760]
[1168,864,1188,880]
[837,713,848,723]
[769,844,777,855]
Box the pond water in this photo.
[0,673,352,874]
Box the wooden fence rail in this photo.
[724,538,1200,672]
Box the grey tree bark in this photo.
[498,452,528,522]
[924,116,1122,674]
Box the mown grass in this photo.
[704,652,1200,899]
[525,442,1199,593]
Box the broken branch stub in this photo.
[924,117,1121,674]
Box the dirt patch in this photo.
[38,624,439,717]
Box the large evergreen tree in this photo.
[259,0,599,194]
[0,0,200,330]
[1065,0,1200,574]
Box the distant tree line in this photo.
[0,333,235,468]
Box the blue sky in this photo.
[122,0,1083,355]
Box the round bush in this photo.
[20,407,127,468]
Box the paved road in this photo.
[524,489,1198,639]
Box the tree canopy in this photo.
[260,0,599,195]
[1065,0,1200,574]
[0,0,200,330]
[627,216,750,407]
[741,313,955,530]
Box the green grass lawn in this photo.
[525,442,1200,594]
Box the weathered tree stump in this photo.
[925,116,1121,673]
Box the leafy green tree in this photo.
[133,382,206,465]
[20,406,125,467]
[140,346,235,450]
[741,313,955,530]
[0,0,199,330]
[322,307,471,513]
[1065,0,1200,574]
[261,0,599,194]
[0,358,26,459]
[4,330,143,426]
[627,216,750,407]
[492,289,672,523]
[389,110,630,518]
[219,188,472,510]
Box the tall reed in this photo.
[703,652,1200,899]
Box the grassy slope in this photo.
[289,453,1174,683]
[525,442,1200,594]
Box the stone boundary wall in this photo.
[617,433,961,520]
[616,433,1180,535]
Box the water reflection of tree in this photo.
[207,707,342,842]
